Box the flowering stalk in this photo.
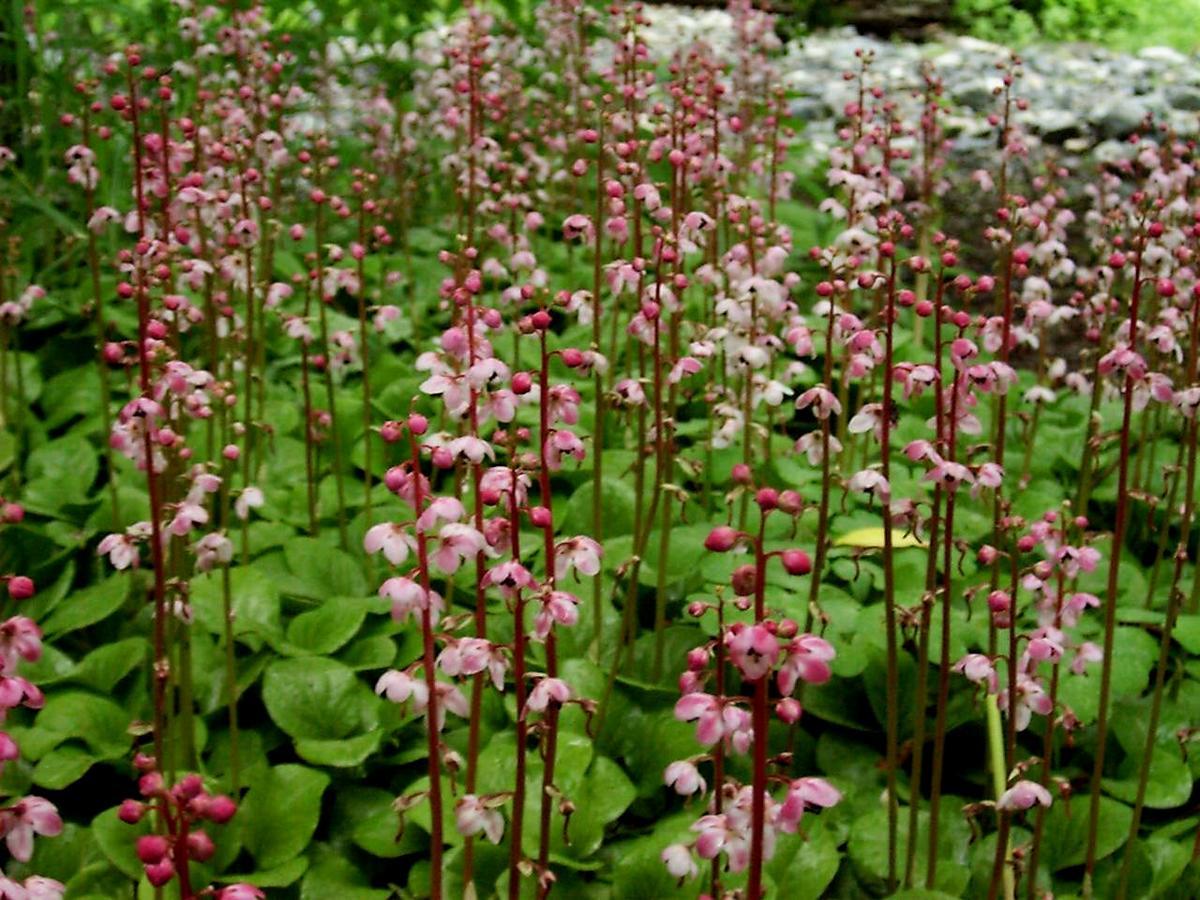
[1117,277,1200,894]
[1083,225,1149,885]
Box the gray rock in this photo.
[1167,84,1200,111]
[1026,109,1085,144]
[950,78,1001,112]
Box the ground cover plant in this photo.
[1,1,1199,897]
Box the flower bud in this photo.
[775,697,803,724]
[137,835,170,865]
[780,549,812,576]
[118,799,145,824]
[187,830,216,862]
[6,576,34,601]
[704,526,738,552]
[145,859,175,887]
[731,564,757,596]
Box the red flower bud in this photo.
[780,549,812,576]
[704,526,738,552]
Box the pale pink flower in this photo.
[554,537,602,579]
[997,780,1052,811]
[535,591,580,639]
[455,795,504,844]
[777,634,836,695]
[430,524,490,574]
[379,578,442,624]
[664,761,706,796]
[725,624,779,681]
[0,797,62,862]
[953,654,998,694]
[363,523,416,567]
[415,497,465,534]
[661,843,699,881]
[524,677,571,716]
[234,486,264,521]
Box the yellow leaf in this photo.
[833,526,926,549]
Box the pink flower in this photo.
[555,537,602,579]
[97,530,142,570]
[0,676,43,714]
[953,653,998,693]
[997,780,1052,811]
[524,677,571,716]
[847,403,885,439]
[483,561,537,593]
[193,532,233,573]
[534,591,580,640]
[691,813,751,871]
[725,624,780,681]
[416,497,465,533]
[971,462,1004,498]
[217,886,266,900]
[663,760,706,796]
[661,843,699,881]
[364,523,416,566]
[1055,546,1101,578]
[777,634,836,695]
[999,675,1053,731]
[545,430,586,470]
[22,876,66,900]
[777,777,841,832]
[795,386,841,420]
[848,469,891,504]
[562,214,594,241]
[430,524,490,574]
[234,486,264,521]
[455,795,504,844]
[674,693,741,746]
[379,577,443,624]
[1071,641,1103,675]
[0,618,41,671]
[376,670,427,708]
[0,796,62,861]
[923,460,974,491]
[669,357,703,384]
[438,638,507,690]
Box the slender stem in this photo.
[410,432,443,900]
[1084,238,1146,885]
[880,255,900,892]
[1116,274,1200,897]
[746,516,770,900]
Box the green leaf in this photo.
[68,637,147,692]
[284,597,369,655]
[566,755,636,858]
[26,690,130,760]
[336,787,427,859]
[1056,627,1156,724]
[93,806,150,880]
[765,819,842,900]
[239,764,331,869]
[1174,615,1200,653]
[262,657,381,741]
[190,566,282,646]
[848,801,970,895]
[1041,795,1132,870]
[300,843,392,900]
[561,478,638,537]
[31,744,96,789]
[40,576,128,638]
[284,537,368,599]
[295,730,383,767]
[219,856,310,888]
